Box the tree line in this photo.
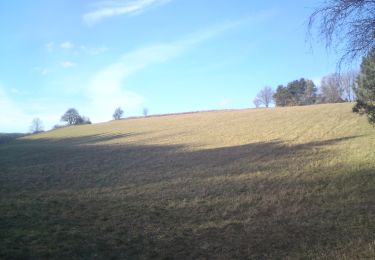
[30,107,149,134]
[253,71,358,109]
[30,108,91,133]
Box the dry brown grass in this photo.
[1,103,375,259]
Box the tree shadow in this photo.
[9,133,139,146]
[0,135,361,193]
[1,134,373,259]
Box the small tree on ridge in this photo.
[61,108,81,125]
[256,86,274,108]
[113,107,124,120]
[30,118,44,133]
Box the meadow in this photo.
[1,103,375,259]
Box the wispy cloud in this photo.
[10,88,26,95]
[61,61,77,68]
[0,86,30,132]
[87,63,144,122]
[34,66,48,76]
[60,41,74,49]
[83,0,172,25]
[85,16,260,122]
[1,12,275,132]
[219,99,232,107]
[80,45,109,55]
[0,84,70,132]
[311,76,322,87]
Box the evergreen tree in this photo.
[353,49,375,124]
[273,79,317,107]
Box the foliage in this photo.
[61,108,81,125]
[61,108,91,125]
[113,107,124,120]
[273,78,317,106]
[353,49,375,124]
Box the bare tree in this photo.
[253,98,262,108]
[339,70,359,101]
[113,107,124,120]
[30,118,44,133]
[308,0,375,64]
[256,86,274,108]
[143,108,149,117]
[319,73,344,103]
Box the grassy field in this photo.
[1,103,375,259]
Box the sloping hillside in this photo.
[1,103,375,259]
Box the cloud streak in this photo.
[61,61,77,68]
[60,41,74,49]
[1,12,275,132]
[80,45,109,55]
[83,0,172,25]
[86,16,263,122]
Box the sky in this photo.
[0,0,344,133]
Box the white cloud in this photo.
[60,41,74,49]
[0,13,275,131]
[219,99,231,107]
[85,17,255,122]
[61,61,77,68]
[0,85,67,133]
[81,45,109,55]
[0,87,31,132]
[86,63,144,122]
[83,0,172,25]
[10,88,26,95]
[311,76,322,87]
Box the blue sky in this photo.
[0,0,341,132]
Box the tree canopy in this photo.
[61,108,91,125]
[273,78,317,107]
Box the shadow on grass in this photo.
[1,134,374,259]
[12,132,139,146]
[0,133,27,145]
[0,134,360,192]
